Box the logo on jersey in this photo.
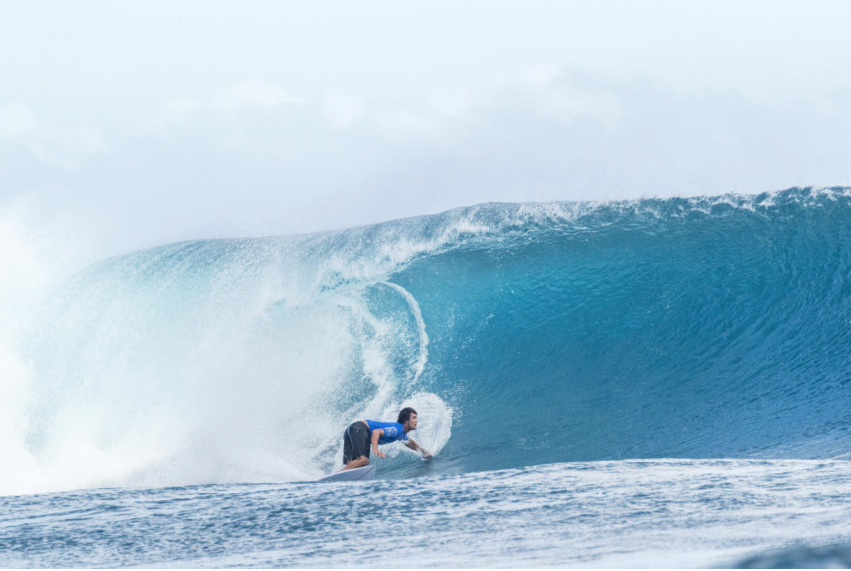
[385,426,398,437]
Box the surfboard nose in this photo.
[317,464,377,483]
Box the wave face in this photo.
[7,187,851,493]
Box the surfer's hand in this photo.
[375,450,386,459]
[423,451,433,460]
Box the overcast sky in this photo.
[2,0,851,255]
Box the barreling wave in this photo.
[4,186,851,494]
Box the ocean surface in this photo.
[3,187,851,567]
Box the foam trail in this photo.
[382,281,429,384]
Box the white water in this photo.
[0,200,97,494]
[0,205,456,496]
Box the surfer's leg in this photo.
[341,423,371,471]
[342,455,370,471]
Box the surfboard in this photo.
[317,465,376,483]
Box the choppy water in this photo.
[3,187,851,566]
[2,460,851,568]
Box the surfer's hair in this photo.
[397,407,418,424]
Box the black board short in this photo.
[343,421,371,464]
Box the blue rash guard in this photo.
[365,420,409,445]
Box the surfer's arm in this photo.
[405,438,433,460]
[371,429,386,458]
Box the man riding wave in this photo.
[341,407,433,471]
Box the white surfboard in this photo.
[317,464,376,483]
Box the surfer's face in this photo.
[405,413,418,431]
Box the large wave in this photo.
[3,187,851,495]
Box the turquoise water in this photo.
[4,187,851,566]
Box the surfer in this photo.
[341,407,433,471]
